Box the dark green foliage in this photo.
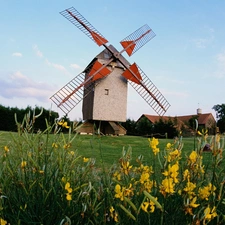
[121,118,137,135]
[0,104,59,132]
[152,118,178,139]
[213,104,225,133]
[188,115,199,130]
[135,117,154,136]
[123,117,178,138]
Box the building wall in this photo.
[82,80,94,120]
[92,67,127,122]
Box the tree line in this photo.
[0,105,59,132]
[122,104,225,138]
[1,103,224,136]
[121,117,178,138]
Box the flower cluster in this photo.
[65,182,73,201]
[111,136,224,224]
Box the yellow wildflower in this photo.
[65,182,72,201]
[189,197,199,208]
[21,160,27,169]
[114,183,133,201]
[0,218,7,225]
[183,169,190,181]
[149,137,159,148]
[198,183,216,200]
[70,151,75,155]
[162,164,179,183]
[115,184,124,201]
[184,197,199,215]
[65,182,72,193]
[140,172,150,184]
[141,197,157,213]
[113,171,121,181]
[188,151,198,164]
[124,183,134,198]
[160,177,175,196]
[66,193,72,201]
[58,120,70,128]
[203,206,217,222]
[63,143,71,149]
[109,206,119,222]
[169,149,181,162]
[83,157,89,163]
[149,137,160,155]
[52,142,58,148]
[4,146,9,152]
[143,180,154,193]
[62,176,66,183]
[121,161,132,175]
[152,147,160,155]
[183,181,196,196]
[166,143,172,149]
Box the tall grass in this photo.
[0,112,225,224]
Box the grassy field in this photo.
[0,131,198,167]
[0,128,224,224]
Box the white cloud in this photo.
[45,59,69,74]
[12,52,22,57]
[192,38,208,49]
[33,44,43,58]
[33,45,72,76]
[191,26,214,49]
[0,71,55,102]
[70,63,81,70]
[52,63,67,71]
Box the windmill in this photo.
[50,7,170,135]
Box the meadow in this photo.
[0,115,224,225]
[0,131,196,168]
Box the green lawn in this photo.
[0,131,197,167]
[0,130,224,224]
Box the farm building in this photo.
[137,109,217,136]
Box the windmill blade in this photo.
[50,72,87,115]
[124,64,170,116]
[60,7,108,46]
[50,61,111,115]
[120,24,156,56]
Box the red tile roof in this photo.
[138,113,215,126]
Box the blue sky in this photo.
[1,1,225,121]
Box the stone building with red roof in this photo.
[137,109,216,136]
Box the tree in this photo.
[0,104,59,132]
[154,118,178,139]
[121,119,137,135]
[136,117,154,136]
[213,104,225,133]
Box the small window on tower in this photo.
[105,89,109,95]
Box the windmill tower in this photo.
[50,7,170,135]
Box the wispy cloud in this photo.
[33,44,73,76]
[0,71,55,102]
[70,63,81,70]
[45,59,69,74]
[33,45,43,58]
[12,52,22,57]
[191,26,214,49]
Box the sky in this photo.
[1,0,225,121]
